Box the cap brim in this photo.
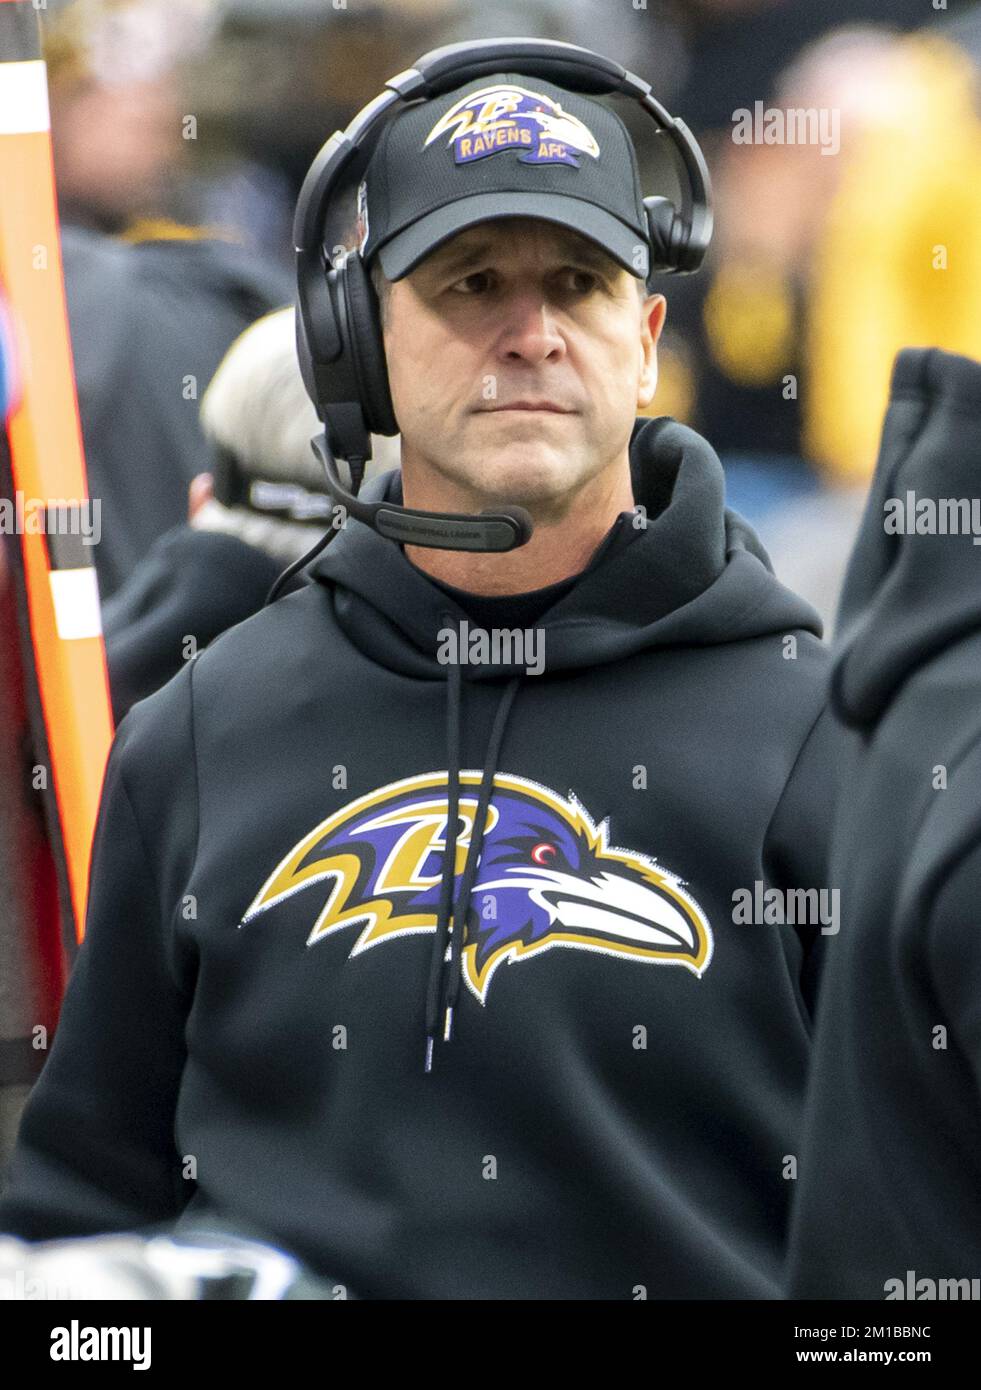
[375,192,649,281]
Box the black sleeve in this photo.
[102,526,283,723]
[762,703,844,1023]
[0,666,199,1240]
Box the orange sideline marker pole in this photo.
[0,0,115,953]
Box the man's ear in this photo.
[188,472,214,522]
[637,293,667,410]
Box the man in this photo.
[102,306,398,721]
[0,66,835,1299]
[60,223,292,599]
[787,348,981,1299]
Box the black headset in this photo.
[267,36,713,602]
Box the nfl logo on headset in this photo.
[425,83,601,169]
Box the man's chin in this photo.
[452,441,588,505]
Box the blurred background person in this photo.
[769,18,981,627]
[42,0,294,598]
[101,306,399,722]
[695,23,916,626]
[43,0,219,236]
[650,10,981,628]
[804,23,981,488]
[60,226,292,600]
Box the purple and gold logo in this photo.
[424,83,601,169]
[241,771,712,1004]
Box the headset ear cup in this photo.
[341,251,399,437]
[644,196,682,273]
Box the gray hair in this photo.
[194,304,400,564]
[199,305,326,492]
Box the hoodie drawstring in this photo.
[424,613,522,1073]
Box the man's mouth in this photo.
[479,401,576,414]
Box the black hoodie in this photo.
[101,526,293,723]
[787,349,981,1300]
[0,417,837,1299]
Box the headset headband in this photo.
[295,38,712,261]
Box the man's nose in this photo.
[495,290,566,365]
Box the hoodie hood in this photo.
[309,415,822,1070]
[832,348,981,728]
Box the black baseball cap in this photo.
[356,71,651,282]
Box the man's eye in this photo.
[560,268,601,295]
[450,271,493,295]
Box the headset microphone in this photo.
[309,431,533,552]
[264,429,533,605]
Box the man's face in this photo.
[380,217,666,518]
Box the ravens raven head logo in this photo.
[241,772,712,1003]
[424,84,601,168]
